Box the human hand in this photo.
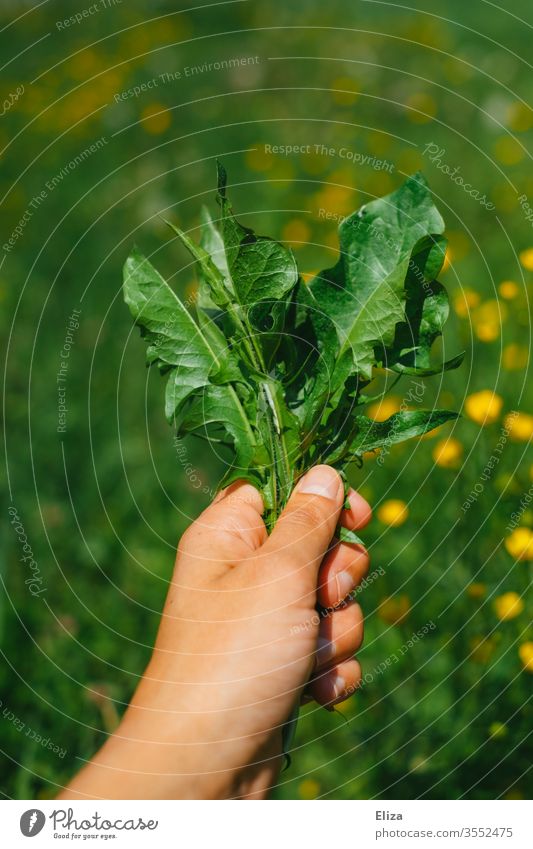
[60,465,371,800]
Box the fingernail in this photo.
[335,570,355,600]
[297,466,341,500]
[316,636,336,666]
[331,673,346,699]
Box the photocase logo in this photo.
[20,809,46,837]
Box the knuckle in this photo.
[286,499,331,532]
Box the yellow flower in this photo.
[141,103,171,134]
[396,148,423,174]
[508,102,533,132]
[471,300,506,342]
[464,390,503,425]
[493,592,524,621]
[378,595,411,625]
[469,635,496,664]
[331,76,359,106]
[504,527,533,561]
[488,722,508,739]
[519,248,533,270]
[498,280,519,299]
[453,288,480,318]
[245,145,274,172]
[281,219,311,248]
[314,184,353,215]
[494,135,525,165]
[518,641,533,672]
[432,437,463,469]
[299,778,320,799]
[405,92,437,124]
[377,499,409,527]
[367,395,401,422]
[300,269,319,284]
[504,411,533,442]
[467,583,486,599]
[502,344,529,370]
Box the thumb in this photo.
[260,465,344,581]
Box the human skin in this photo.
[60,465,371,800]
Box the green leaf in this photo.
[385,234,464,374]
[337,526,366,546]
[164,218,232,310]
[123,252,255,466]
[308,173,445,383]
[349,409,459,456]
[216,162,298,306]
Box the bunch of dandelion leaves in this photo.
[123,163,463,533]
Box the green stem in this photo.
[231,306,293,525]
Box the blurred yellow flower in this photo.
[508,102,533,132]
[504,527,533,561]
[314,184,353,214]
[405,92,437,124]
[467,583,486,599]
[488,721,508,739]
[504,411,533,442]
[141,103,171,134]
[464,390,503,425]
[300,269,318,284]
[494,135,525,165]
[377,499,409,527]
[502,344,529,371]
[519,247,533,270]
[518,641,533,672]
[299,778,320,799]
[453,289,479,318]
[184,281,198,304]
[396,148,423,174]
[378,595,411,625]
[471,300,506,342]
[246,145,274,172]
[498,280,519,299]
[368,131,391,155]
[448,230,471,260]
[469,635,496,664]
[281,219,311,248]
[493,592,524,621]
[367,395,401,422]
[441,246,452,272]
[331,76,359,106]
[432,437,463,469]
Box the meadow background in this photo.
[1,0,532,800]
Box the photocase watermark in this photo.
[8,506,45,596]
[114,56,261,102]
[421,143,495,211]
[55,0,122,30]
[0,83,24,117]
[266,142,394,173]
[0,698,66,759]
[507,481,533,530]
[462,411,518,512]
[350,620,436,692]
[376,381,426,467]
[57,308,82,435]
[174,436,217,498]
[290,566,385,636]
[517,193,533,230]
[3,137,108,254]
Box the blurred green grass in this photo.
[1,0,532,800]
